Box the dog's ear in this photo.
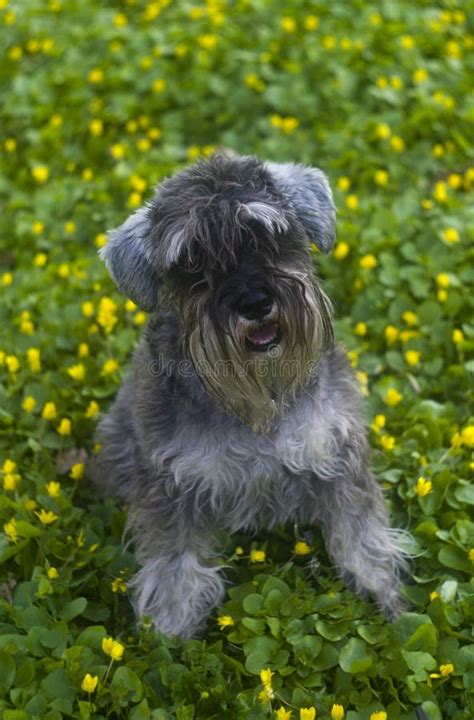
[266,162,336,253]
[99,207,160,312]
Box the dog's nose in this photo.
[237,287,273,320]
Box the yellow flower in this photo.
[81,674,98,693]
[447,173,462,189]
[442,227,460,244]
[198,34,217,49]
[402,311,418,326]
[337,176,351,191]
[281,16,296,32]
[345,194,358,210]
[250,549,266,563]
[26,348,41,373]
[4,518,18,542]
[6,355,20,373]
[371,414,386,432]
[281,117,299,134]
[42,402,57,420]
[22,396,37,412]
[355,322,367,336]
[235,546,244,555]
[304,15,319,31]
[217,615,234,629]
[461,425,474,447]
[3,473,20,491]
[258,687,274,703]
[430,591,440,600]
[400,35,414,49]
[134,311,147,326]
[440,663,454,676]
[64,221,76,235]
[102,636,114,655]
[2,273,13,287]
[2,459,17,474]
[113,12,127,26]
[89,119,103,136]
[300,708,316,720]
[85,401,100,419]
[88,67,103,83]
[436,273,450,288]
[413,68,428,84]
[97,297,118,333]
[374,170,389,186]
[46,481,61,497]
[111,577,127,593]
[58,418,72,436]
[276,708,293,720]
[385,388,402,406]
[32,165,49,183]
[370,713,387,720]
[356,371,368,396]
[82,301,94,318]
[347,350,358,367]
[4,138,17,152]
[32,221,45,235]
[70,463,85,480]
[47,567,59,580]
[379,435,395,450]
[433,182,448,203]
[294,540,311,555]
[152,78,166,93]
[110,640,125,661]
[415,476,432,497]
[322,35,336,50]
[34,252,48,267]
[78,343,89,358]
[35,509,59,525]
[260,668,273,688]
[469,548,474,562]
[331,705,345,720]
[390,136,405,152]
[359,254,377,270]
[405,350,420,366]
[385,325,398,344]
[67,363,86,381]
[101,359,119,376]
[375,123,391,139]
[95,232,107,248]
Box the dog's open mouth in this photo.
[245,322,281,352]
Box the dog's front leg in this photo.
[127,502,224,639]
[312,441,407,617]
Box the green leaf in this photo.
[0,649,16,691]
[339,638,374,674]
[60,596,88,620]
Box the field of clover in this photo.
[1,0,473,718]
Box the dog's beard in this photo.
[184,271,333,433]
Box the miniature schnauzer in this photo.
[96,152,406,638]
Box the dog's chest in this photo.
[153,397,334,530]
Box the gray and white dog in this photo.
[96,151,406,638]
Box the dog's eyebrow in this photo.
[238,202,289,234]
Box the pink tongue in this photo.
[249,323,278,345]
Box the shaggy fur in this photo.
[95,151,407,638]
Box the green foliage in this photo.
[0,0,473,718]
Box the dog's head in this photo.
[101,152,336,432]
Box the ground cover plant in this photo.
[1,0,473,718]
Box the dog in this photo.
[95,151,407,638]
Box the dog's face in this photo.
[101,153,336,432]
